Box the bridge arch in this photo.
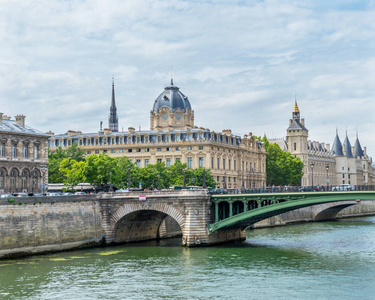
[110,203,185,244]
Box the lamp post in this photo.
[310,162,314,191]
[127,168,131,190]
[182,169,187,189]
[109,171,114,192]
[223,172,227,190]
[202,167,207,189]
[326,164,329,191]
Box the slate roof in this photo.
[343,134,353,157]
[331,131,344,156]
[353,137,364,158]
[0,119,49,136]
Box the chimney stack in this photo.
[15,115,26,127]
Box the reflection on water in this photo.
[1,216,375,300]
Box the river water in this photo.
[1,216,375,300]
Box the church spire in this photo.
[109,77,119,132]
[292,98,300,121]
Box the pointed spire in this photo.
[354,131,364,158]
[332,130,344,156]
[108,77,118,132]
[171,78,174,86]
[343,133,353,158]
[293,99,299,113]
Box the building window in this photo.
[79,140,82,146]
[211,157,214,169]
[10,171,16,188]
[22,171,27,188]
[157,148,161,152]
[137,137,140,143]
[199,157,204,168]
[348,167,350,171]
[234,177,236,183]
[23,145,28,158]
[0,172,4,188]
[158,136,161,142]
[120,138,123,144]
[103,139,107,145]
[120,149,124,153]
[167,136,171,142]
[95,150,99,154]
[88,139,91,145]
[228,177,231,183]
[157,158,162,163]
[199,134,203,140]
[103,150,107,153]
[111,149,116,153]
[217,176,219,182]
[12,144,17,157]
[96,139,99,145]
[176,135,180,142]
[234,160,236,171]
[87,151,91,154]
[188,134,192,141]
[228,159,231,170]
[188,146,192,150]
[145,159,149,167]
[348,174,350,179]
[294,143,296,151]
[217,158,220,169]
[343,174,345,178]
[223,159,226,170]
[166,158,171,167]
[199,146,204,150]
[166,147,171,151]
[176,147,180,151]
[136,159,141,167]
[188,157,193,168]
[128,149,132,153]
[136,148,141,152]
[145,137,149,143]
[145,148,149,152]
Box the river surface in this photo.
[1,216,375,300]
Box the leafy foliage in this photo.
[256,136,304,186]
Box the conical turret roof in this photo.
[353,133,364,158]
[332,130,344,156]
[343,133,353,157]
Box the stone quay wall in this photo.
[0,195,102,259]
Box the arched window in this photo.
[0,170,4,188]
[22,171,27,188]
[10,170,16,188]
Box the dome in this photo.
[152,80,192,113]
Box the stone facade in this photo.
[0,113,49,194]
[49,81,267,189]
[270,102,375,187]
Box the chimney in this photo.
[0,112,3,124]
[326,143,330,152]
[128,127,135,133]
[103,128,112,135]
[15,115,26,127]
[301,118,305,126]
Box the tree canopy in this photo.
[256,136,304,186]
[48,145,216,190]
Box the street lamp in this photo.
[326,164,329,191]
[202,167,207,189]
[182,169,187,189]
[109,171,114,192]
[127,168,131,190]
[310,162,314,190]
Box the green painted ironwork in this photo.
[207,191,375,233]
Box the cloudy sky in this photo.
[1,0,375,156]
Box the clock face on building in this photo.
[175,113,182,120]
[162,113,168,120]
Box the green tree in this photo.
[58,158,85,190]
[256,136,304,186]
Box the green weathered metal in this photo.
[207,191,375,233]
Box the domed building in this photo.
[150,79,194,131]
[49,80,267,189]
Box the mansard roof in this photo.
[331,131,344,156]
[0,119,49,137]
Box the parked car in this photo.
[13,193,29,197]
[332,184,355,191]
[62,192,74,196]
[0,194,14,198]
[74,191,86,195]
[32,193,44,197]
[115,189,129,193]
[46,192,61,196]
[299,186,319,192]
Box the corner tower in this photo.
[108,78,119,132]
[150,79,194,131]
[286,100,309,185]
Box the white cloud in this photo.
[1,0,375,157]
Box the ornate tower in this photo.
[286,100,309,185]
[108,78,118,132]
